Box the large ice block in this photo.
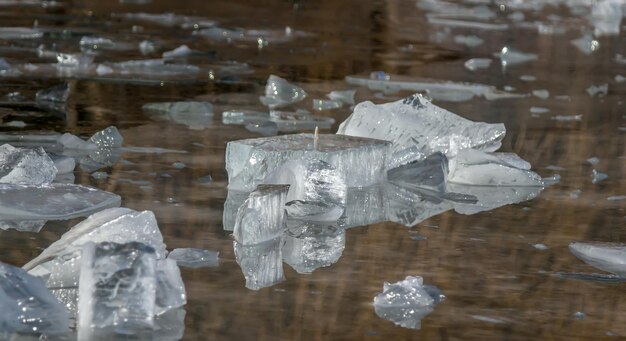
[282,222,345,274]
[0,144,57,185]
[373,276,439,330]
[448,149,543,187]
[569,242,626,277]
[78,242,157,337]
[167,248,219,268]
[233,185,289,245]
[143,101,214,130]
[337,94,505,169]
[226,133,391,191]
[155,259,187,316]
[233,237,284,290]
[0,261,70,337]
[259,75,306,109]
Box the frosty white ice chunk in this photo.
[0,144,57,185]
[586,83,608,97]
[387,153,448,193]
[233,237,284,290]
[264,159,346,221]
[464,58,492,71]
[282,222,345,274]
[35,83,69,103]
[88,126,123,148]
[448,149,543,187]
[139,40,158,55]
[590,0,622,36]
[226,133,391,191]
[233,185,289,245]
[78,242,157,337]
[167,248,219,268]
[497,47,538,67]
[268,110,335,131]
[0,183,121,221]
[155,259,186,316]
[162,45,192,59]
[570,34,599,54]
[373,276,439,330]
[591,169,608,184]
[337,94,505,169]
[327,89,356,105]
[143,101,214,130]
[0,261,70,336]
[569,242,626,277]
[259,75,306,109]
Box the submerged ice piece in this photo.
[167,248,219,268]
[0,261,70,336]
[448,149,543,187]
[282,222,345,274]
[569,242,626,277]
[259,75,306,109]
[142,101,214,130]
[373,276,439,330]
[233,237,284,290]
[337,94,505,169]
[78,242,157,338]
[0,144,57,185]
[233,185,289,245]
[226,133,391,191]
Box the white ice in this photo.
[259,75,307,109]
[373,276,439,330]
[0,144,57,185]
[569,242,626,277]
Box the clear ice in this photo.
[233,185,289,245]
[0,144,57,185]
[464,58,492,71]
[387,153,449,193]
[497,47,538,67]
[327,89,356,105]
[167,248,219,268]
[448,149,543,187]
[233,237,284,290]
[259,75,307,109]
[282,222,345,274]
[155,259,187,316]
[569,242,626,277]
[143,101,214,130]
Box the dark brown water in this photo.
[0,0,625,340]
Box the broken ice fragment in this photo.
[337,93,505,169]
[268,110,335,131]
[453,35,483,47]
[167,248,219,268]
[222,109,268,125]
[90,171,107,180]
[0,220,46,232]
[586,83,608,97]
[587,157,600,165]
[569,242,626,277]
[532,89,550,99]
[0,261,70,336]
[530,107,549,114]
[552,114,582,122]
[312,99,342,111]
[520,75,536,82]
[226,133,390,191]
[591,169,608,184]
[139,40,158,55]
[590,0,622,36]
[387,153,448,193]
[327,89,356,105]
[233,237,284,290]
[143,101,214,130]
[259,75,306,109]
[448,149,543,187]
[233,185,289,245]
[449,183,543,215]
[464,58,491,71]
[162,45,192,59]
[79,36,117,51]
[282,222,345,274]
[0,27,43,39]
[49,154,76,174]
[154,259,186,316]
[59,133,97,150]
[615,75,626,83]
[35,83,69,103]
[571,34,599,54]
[0,144,57,185]
[497,47,538,67]
[88,126,123,148]
[373,276,439,330]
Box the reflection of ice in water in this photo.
[234,237,284,290]
[283,221,345,274]
[569,242,626,277]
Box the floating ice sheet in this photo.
[167,248,219,268]
[259,75,306,109]
[233,237,284,290]
[569,242,626,277]
[282,222,345,274]
[143,101,214,130]
[233,185,289,245]
[571,34,599,54]
[0,144,57,185]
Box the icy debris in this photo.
[449,183,544,215]
[2,120,26,127]
[373,276,441,330]
[172,162,185,169]
[327,89,356,105]
[198,175,213,184]
[591,169,608,184]
[35,83,69,103]
[90,171,107,180]
[88,126,123,148]
[268,110,335,131]
[427,17,509,30]
[520,75,536,82]
[552,114,582,122]
[388,153,449,193]
[139,40,158,55]
[0,261,70,336]
[196,26,309,45]
[570,189,582,199]
[226,133,390,191]
[78,242,157,337]
[112,12,216,28]
[104,59,200,78]
[154,259,186,315]
[259,75,306,109]
[533,243,548,250]
[162,45,192,59]
[586,83,608,97]
[142,101,214,129]
[0,220,46,232]
[587,157,600,165]
[223,190,250,231]
[312,99,342,111]
[569,242,626,277]
[264,159,346,221]
[607,195,626,201]
[47,154,75,174]
[464,58,491,71]
[449,149,543,187]
[0,27,43,39]
[570,34,599,54]
[453,35,483,47]
[222,110,268,125]
[282,222,345,274]
[337,94,505,169]
[79,36,116,51]
[167,248,219,268]
[532,90,550,99]
[0,144,57,185]
[590,0,622,36]
[233,185,289,245]
[530,107,549,114]
[497,47,538,67]
[58,133,97,150]
[233,237,284,290]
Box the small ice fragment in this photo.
[233,237,284,290]
[587,157,600,165]
[520,75,536,82]
[448,149,543,187]
[268,110,335,132]
[282,222,345,274]
[233,185,289,245]
[387,153,448,193]
[464,58,492,71]
[552,114,582,122]
[222,109,269,125]
[0,58,10,71]
[591,169,608,184]
[574,311,585,320]
[530,107,549,114]
[615,75,626,83]
[139,40,158,54]
[154,259,186,315]
[607,195,626,201]
[0,27,43,39]
[162,44,192,59]
[198,175,213,184]
[0,144,57,185]
[590,0,622,36]
[410,233,427,241]
[167,248,219,268]
[88,126,123,148]
[35,83,69,103]
[91,171,108,180]
[571,34,599,55]
[546,165,564,171]
[2,120,26,127]
[59,133,97,150]
[0,220,46,232]
[533,243,548,250]
[453,35,483,47]
[312,99,342,111]
[96,64,113,75]
[79,36,116,51]
[327,89,356,105]
[143,101,214,130]
[570,189,582,199]
[586,84,608,97]
[542,174,561,186]
[569,242,626,277]
[532,89,549,99]
[172,162,186,169]
[471,315,506,324]
[373,276,439,330]
[498,47,538,67]
[259,75,306,109]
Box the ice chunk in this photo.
[112,12,216,28]
[0,183,121,221]
[571,34,599,54]
[607,195,626,201]
[259,75,306,109]
[569,242,626,277]
[337,94,505,169]
[143,101,214,130]
[532,89,550,99]
[91,171,107,180]
[88,126,123,148]
[226,133,390,191]
[223,190,250,231]
[453,35,483,47]
[520,75,536,82]
[222,109,269,125]
[591,169,608,184]
[0,27,43,39]
[0,220,46,232]
[464,58,491,71]
[312,99,342,111]
[35,83,69,103]
[552,114,582,122]
[49,154,76,174]
[340,185,387,228]
[449,183,543,215]
[79,36,116,51]
[282,222,345,274]
[373,276,439,330]
[139,40,158,55]
[0,144,57,185]
[387,153,448,193]
[590,0,622,36]
[167,248,219,268]
[497,47,538,67]
[384,184,456,227]
[615,75,626,82]
[587,157,600,165]
[0,261,70,336]
[78,242,157,337]
[154,259,186,316]
[530,107,549,114]
[268,110,335,131]
[448,149,543,187]
[59,133,97,150]
[233,237,284,290]
[586,83,608,97]
[327,89,356,105]
[162,45,192,59]
[233,185,289,245]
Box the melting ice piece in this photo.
[373,276,439,330]
[223,190,250,231]
[454,35,483,47]
[571,34,599,55]
[0,220,46,232]
[497,47,538,67]
[226,133,391,191]
[312,99,342,111]
[78,242,157,337]
[340,185,387,228]
[233,185,289,245]
[282,221,345,274]
[167,248,219,268]
[79,36,117,51]
[464,58,492,71]
[0,144,57,185]
[0,261,70,336]
[268,110,335,132]
[591,169,608,184]
[222,110,268,125]
[448,149,543,187]
[264,159,347,221]
[162,45,193,60]
[449,183,543,215]
[327,89,356,105]
[155,259,186,316]
[0,183,121,221]
[59,133,97,150]
[590,0,622,36]
[88,126,123,148]
[233,237,284,290]
[49,154,76,174]
[35,83,69,103]
[586,83,608,97]
[0,27,43,39]
[143,101,214,130]
[139,40,158,55]
[387,153,449,193]
[569,242,626,277]
[259,75,306,109]
[384,184,456,227]
[337,94,505,169]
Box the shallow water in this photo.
[0,0,625,339]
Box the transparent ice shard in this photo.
[0,144,57,185]
[167,248,219,268]
[569,242,626,277]
[282,221,345,274]
[312,99,342,111]
[0,261,70,336]
[384,184,455,227]
[104,59,200,78]
[448,149,543,187]
[59,133,97,150]
[497,47,538,67]
[0,183,121,221]
[223,190,250,231]
[139,40,158,55]
[327,89,356,105]
[222,110,269,125]
[162,45,192,59]
[387,153,448,193]
[143,101,214,130]
[153,308,186,341]
[233,237,284,290]
[88,126,123,149]
[259,75,306,109]
[570,34,599,54]
[340,185,387,228]
[590,0,622,36]
[49,154,76,174]
[233,185,289,245]
[246,121,278,136]
[464,58,492,71]
[552,114,581,122]
[78,242,157,338]
[373,276,439,330]
[155,259,186,316]
[226,133,391,191]
[337,94,505,169]
[591,169,608,184]
[196,26,309,44]
[586,83,608,97]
